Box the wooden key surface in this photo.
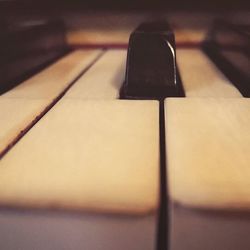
[0,100,159,215]
[165,98,250,210]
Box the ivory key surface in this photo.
[176,49,242,97]
[0,50,101,156]
[165,98,250,210]
[2,50,102,99]
[65,50,126,99]
[0,99,45,155]
[0,100,159,215]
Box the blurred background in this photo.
[1,0,250,10]
[1,0,250,48]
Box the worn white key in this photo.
[0,99,45,155]
[0,50,101,156]
[176,49,242,97]
[2,50,102,99]
[165,98,250,210]
[0,100,159,215]
[65,50,126,100]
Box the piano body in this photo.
[0,1,250,249]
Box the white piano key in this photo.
[2,50,102,99]
[0,100,159,215]
[0,50,101,156]
[0,99,45,155]
[165,98,250,210]
[176,49,242,97]
[65,50,126,99]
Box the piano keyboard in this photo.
[0,20,250,250]
[0,50,102,156]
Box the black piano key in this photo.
[0,20,69,95]
[202,20,250,97]
[120,21,184,100]
[119,22,185,250]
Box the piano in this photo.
[0,2,250,250]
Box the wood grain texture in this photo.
[65,50,126,99]
[165,98,250,210]
[0,50,101,156]
[176,49,242,97]
[0,100,159,215]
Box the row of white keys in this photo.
[0,47,245,250]
[0,100,159,214]
[0,50,102,155]
[0,47,240,156]
[2,50,102,99]
[65,48,243,100]
[0,50,154,214]
[65,49,127,99]
[0,49,159,250]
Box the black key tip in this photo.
[120,21,182,100]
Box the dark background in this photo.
[1,0,250,11]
